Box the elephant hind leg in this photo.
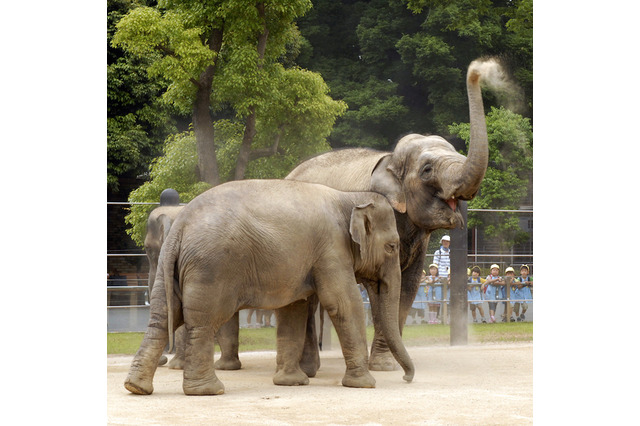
[299,294,321,378]
[124,303,170,395]
[181,286,229,395]
[167,325,186,370]
[182,322,225,395]
[214,312,242,370]
[273,300,310,386]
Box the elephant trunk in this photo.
[376,260,415,382]
[448,59,501,201]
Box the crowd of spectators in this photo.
[408,235,533,325]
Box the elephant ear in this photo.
[370,155,406,213]
[350,203,374,259]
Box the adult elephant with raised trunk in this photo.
[214,58,505,375]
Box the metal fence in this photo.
[107,203,533,331]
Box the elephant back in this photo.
[286,148,386,192]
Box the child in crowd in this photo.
[482,264,504,323]
[504,267,517,322]
[467,266,487,323]
[514,264,533,321]
[425,264,441,324]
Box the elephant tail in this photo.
[162,228,182,353]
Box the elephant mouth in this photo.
[447,198,457,212]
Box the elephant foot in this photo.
[273,367,310,386]
[214,356,242,371]
[342,369,376,388]
[167,355,185,370]
[368,351,397,371]
[158,355,168,367]
[124,374,153,395]
[299,357,320,378]
[183,376,225,396]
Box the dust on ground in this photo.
[107,342,532,425]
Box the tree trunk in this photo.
[233,107,258,181]
[193,29,223,186]
[232,3,269,181]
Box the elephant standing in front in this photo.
[215,58,503,375]
[124,179,414,396]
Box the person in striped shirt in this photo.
[433,235,451,279]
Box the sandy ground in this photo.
[107,342,532,425]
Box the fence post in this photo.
[450,201,468,346]
[506,276,513,321]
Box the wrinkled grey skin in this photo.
[124,180,414,396]
[216,59,494,375]
[144,190,183,367]
[144,207,183,300]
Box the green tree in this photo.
[295,0,532,148]
[107,0,184,192]
[124,130,211,247]
[112,0,344,188]
[449,106,533,249]
[113,0,346,246]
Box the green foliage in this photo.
[112,6,220,113]
[108,0,182,192]
[296,0,533,148]
[124,96,337,246]
[112,0,345,245]
[109,0,533,248]
[449,106,533,248]
[125,131,212,246]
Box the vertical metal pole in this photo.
[450,201,468,346]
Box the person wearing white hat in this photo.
[425,263,442,324]
[468,266,487,323]
[482,264,504,323]
[514,265,532,321]
[433,235,451,279]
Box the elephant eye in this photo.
[420,164,433,179]
[385,243,397,254]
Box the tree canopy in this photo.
[112,0,346,189]
[107,0,185,192]
[107,0,533,248]
[295,0,532,149]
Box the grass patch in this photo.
[108,322,531,355]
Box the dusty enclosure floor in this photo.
[107,342,532,425]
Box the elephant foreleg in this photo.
[367,254,423,371]
[273,300,310,386]
[315,272,374,388]
[124,282,171,395]
[214,312,242,370]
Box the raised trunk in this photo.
[451,60,491,200]
[375,263,415,382]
